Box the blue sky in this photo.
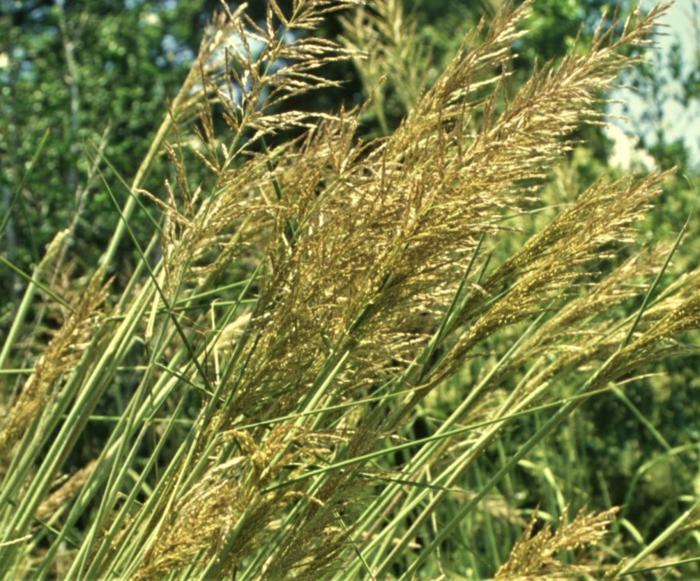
[607,0,700,168]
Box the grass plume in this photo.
[2,1,697,579]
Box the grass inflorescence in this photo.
[1,1,697,579]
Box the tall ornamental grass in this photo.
[2,1,697,578]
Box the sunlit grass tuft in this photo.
[1,1,696,579]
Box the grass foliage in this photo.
[2,1,699,578]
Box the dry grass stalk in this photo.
[340,0,430,120]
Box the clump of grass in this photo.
[1,1,696,579]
